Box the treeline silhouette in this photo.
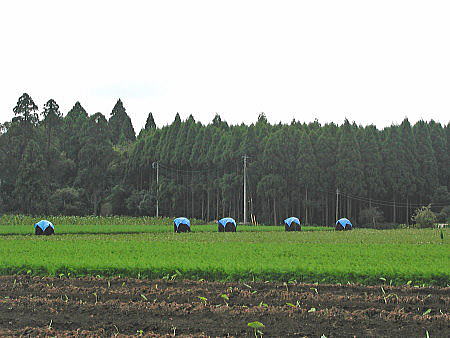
[0,93,449,225]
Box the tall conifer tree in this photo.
[335,120,365,218]
[76,113,114,214]
[62,101,89,163]
[413,120,439,197]
[144,112,156,130]
[13,140,49,214]
[109,99,136,144]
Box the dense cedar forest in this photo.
[0,93,449,225]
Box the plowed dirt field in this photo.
[0,276,448,337]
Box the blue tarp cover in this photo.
[218,218,236,227]
[336,218,352,228]
[173,217,191,228]
[34,220,54,231]
[284,217,300,226]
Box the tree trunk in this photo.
[216,190,219,219]
[92,191,100,216]
[349,198,352,220]
[273,197,276,226]
[405,197,409,225]
[348,197,350,220]
[207,189,210,221]
[305,188,308,225]
[393,196,396,224]
[201,195,204,221]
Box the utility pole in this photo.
[243,155,248,224]
[335,188,339,221]
[152,161,159,217]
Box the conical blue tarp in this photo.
[336,218,352,228]
[284,217,300,226]
[218,218,236,227]
[34,220,54,231]
[173,217,190,229]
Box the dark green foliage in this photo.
[0,93,448,223]
[359,207,384,226]
[13,140,49,214]
[126,190,155,216]
[398,119,418,198]
[413,120,438,197]
[75,113,115,215]
[41,99,62,130]
[436,205,450,223]
[13,93,38,127]
[382,120,420,224]
[335,120,364,196]
[62,101,89,164]
[335,120,365,220]
[382,126,404,199]
[107,185,131,215]
[109,99,136,144]
[358,125,385,199]
[144,112,156,130]
[428,120,448,186]
[48,187,86,215]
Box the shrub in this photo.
[411,205,437,228]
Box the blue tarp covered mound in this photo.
[34,220,55,235]
[336,218,353,231]
[218,217,236,232]
[173,217,191,233]
[284,217,301,231]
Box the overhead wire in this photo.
[340,191,449,207]
[154,161,450,207]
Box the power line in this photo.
[304,186,449,207]
[340,191,449,207]
[158,162,223,174]
[151,159,449,219]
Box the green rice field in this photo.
[0,225,448,286]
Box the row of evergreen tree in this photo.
[0,93,449,225]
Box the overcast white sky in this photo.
[0,0,449,130]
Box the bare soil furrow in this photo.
[0,276,448,337]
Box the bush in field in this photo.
[411,205,437,228]
[359,207,384,227]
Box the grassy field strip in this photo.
[0,229,448,285]
[0,215,191,226]
[0,224,330,235]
